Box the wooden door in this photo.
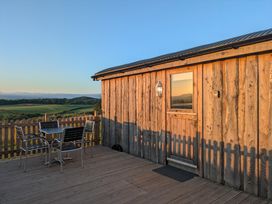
[166,66,199,167]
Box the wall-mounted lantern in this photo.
[156,81,163,97]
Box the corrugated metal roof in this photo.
[92,28,272,79]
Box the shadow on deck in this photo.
[0,146,269,204]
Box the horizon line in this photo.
[0,91,101,95]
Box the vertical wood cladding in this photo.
[101,52,272,199]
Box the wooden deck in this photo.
[0,146,270,204]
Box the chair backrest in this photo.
[39,121,59,130]
[84,120,95,133]
[15,126,26,141]
[63,127,84,142]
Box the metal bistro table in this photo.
[40,127,65,135]
[40,127,65,165]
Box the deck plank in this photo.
[0,146,269,204]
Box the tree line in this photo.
[0,96,100,105]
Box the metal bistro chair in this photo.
[15,126,50,172]
[39,121,59,136]
[51,127,85,172]
[84,120,95,150]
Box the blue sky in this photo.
[0,0,272,94]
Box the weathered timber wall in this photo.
[202,53,272,198]
[102,70,167,164]
[101,51,272,199]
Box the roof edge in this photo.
[92,28,272,80]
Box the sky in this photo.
[0,0,272,94]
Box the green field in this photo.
[0,104,95,121]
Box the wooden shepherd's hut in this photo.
[92,28,272,199]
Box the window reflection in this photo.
[171,72,193,109]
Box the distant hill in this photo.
[172,93,192,103]
[69,96,100,105]
[0,92,101,100]
[0,96,100,106]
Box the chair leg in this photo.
[44,148,48,164]
[19,150,22,167]
[44,149,47,163]
[60,152,63,173]
[81,149,84,168]
[24,153,27,172]
[48,146,51,167]
[41,149,45,162]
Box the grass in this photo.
[0,104,95,121]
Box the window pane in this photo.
[171,72,193,109]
